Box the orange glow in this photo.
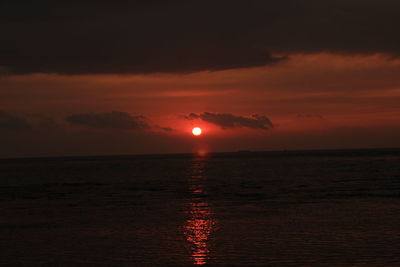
[197,149,207,157]
[192,127,202,136]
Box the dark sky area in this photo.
[1,1,400,157]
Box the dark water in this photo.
[1,149,400,266]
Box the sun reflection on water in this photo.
[184,157,216,265]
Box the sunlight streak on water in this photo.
[184,157,217,265]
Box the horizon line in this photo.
[1,147,399,161]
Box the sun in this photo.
[192,127,202,136]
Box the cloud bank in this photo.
[0,110,31,130]
[184,112,273,130]
[66,111,149,130]
[1,1,400,74]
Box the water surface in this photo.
[1,149,399,266]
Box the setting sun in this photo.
[192,127,202,136]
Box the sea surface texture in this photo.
[1,149,400,266]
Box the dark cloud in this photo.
[1,1,400,74]
[184,112,273,130]
[154,125,175,132]
[0,110,32,130]
[36,117,59,129]
[66,111,149,130]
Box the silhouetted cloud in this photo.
[184,112,273,130]
[0,110,32,130]
[66,111,149,130]
[1,1,400,74]
[154,125,174,132]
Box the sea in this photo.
[1,149,399,266]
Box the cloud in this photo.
[0,110,32,130]
[1,1,400,74]
[66,111,149,130]
[154,125,175,132]
[184,112,273,130]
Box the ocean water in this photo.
[1,149,400,266]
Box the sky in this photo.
[1,0,400,157]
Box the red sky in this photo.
[2,1,400,157]
[1,53,400,157]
